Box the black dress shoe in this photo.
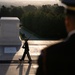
[28,60,32,64]
[19,59,23,62]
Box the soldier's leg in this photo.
[19,50,26,61]
[27,52,32,63]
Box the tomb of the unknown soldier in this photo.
[0,17,21,61]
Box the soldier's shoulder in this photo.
[41,41,64,53]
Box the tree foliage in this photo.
[0,4,67,39]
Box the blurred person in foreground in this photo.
[36,0,75,75]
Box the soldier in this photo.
[36,0,75,75]
[19,36,32,64]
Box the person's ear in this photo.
[65,16,71,32]
[65,16,69,26]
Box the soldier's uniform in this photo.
[19,38,32,63]
[36,0,75,75]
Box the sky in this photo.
[0,0,61,6]
[0,0,60,3]
[0,0,58,1]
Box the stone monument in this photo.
[0,17,21,54]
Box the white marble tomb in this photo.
[0,17,21,53]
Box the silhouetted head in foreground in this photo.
[61,0,75,33]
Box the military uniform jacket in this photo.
[22,41,29,53]
[36,33,75,75]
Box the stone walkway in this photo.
[0,40,61,75]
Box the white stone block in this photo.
[0,17,21,45]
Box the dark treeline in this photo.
[0,4,67,40]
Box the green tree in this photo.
[0,5,11,17]
[10,6,24,19]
